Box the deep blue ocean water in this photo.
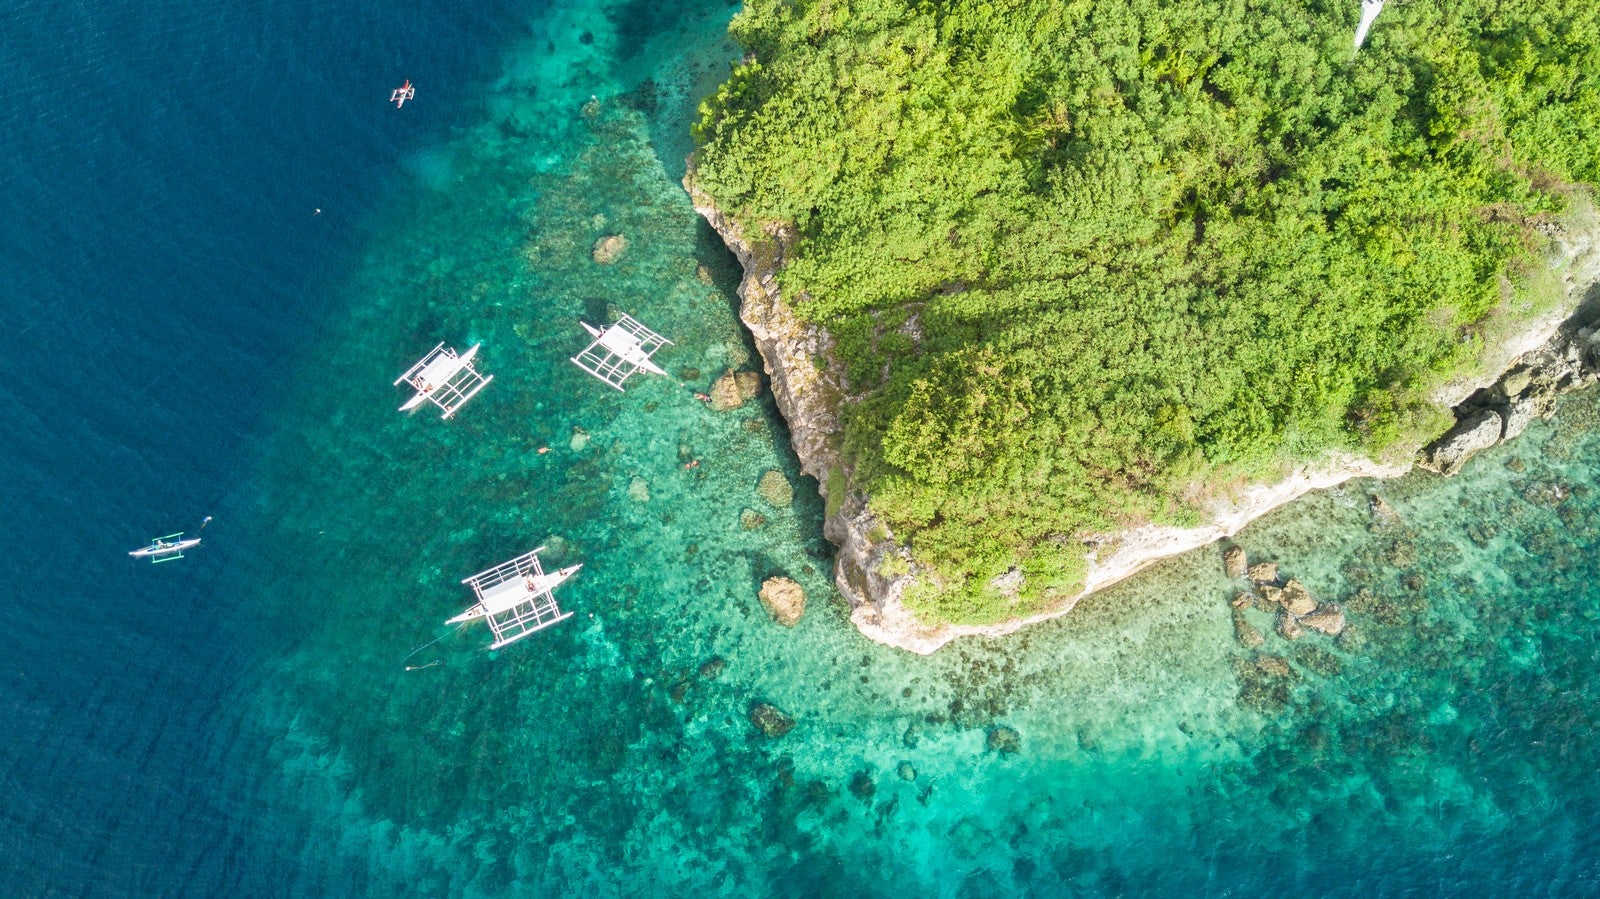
[6,0,1600,896]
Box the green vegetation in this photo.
[692,0,1600,624]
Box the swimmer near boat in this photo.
[390,79,414,108]
[128,516,212,563]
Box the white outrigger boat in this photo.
[450,547,582,650]
[394,342,493,419]
[570,314,672,391]
[129,532,201,563]
[391,79,415,108]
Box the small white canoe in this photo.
[129,536,201,561]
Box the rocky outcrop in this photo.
[710,368,763,411]
[690,163,1600,655]
[1421,409,1504,476]
[758,576,807,627]
[1223,546,1248,578]
[1421,314,1600,475]
[1300,606,1347,636]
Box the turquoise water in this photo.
[8,0,1600,894]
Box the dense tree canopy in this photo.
[693,0,1600,624]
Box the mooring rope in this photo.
[402,623,465,671]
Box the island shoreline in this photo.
[690,171,1600,654]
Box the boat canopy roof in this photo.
[571,314,672,391]
[395,343,493,418]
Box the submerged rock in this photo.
[628,476,650,503]
[697,656,725,680]
[748,702,795,738]
[1277,611,1304,641]
[1300,605,1347,636]
[739,508,767,530]
[1236,655,1296,711]
[1248,562,1280,585]
[1370,494,1402,524]
[569,427,591,451]
[1230,591,1253,609]
[735,370,762,401]
[1256,584,1285,611]
[758,576,807,627]
[592,233,628,264]
[986,725,1021,755]
[848,770,876,801]
[710,369,744,410]
[758,470,794,508]
[1281,579,1317,617]
[897,761,917,781]
[1254,654,1293,679]
[1223,545,1248,578]
[1232,610,1265,649]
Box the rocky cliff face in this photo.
[690,169,1600,655]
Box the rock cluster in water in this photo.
[1225,547,1345,651]
[1423,317,1600,475]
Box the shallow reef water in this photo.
[225,3,1600,894]
[230,0,1600,886]
[10,0,1600,895]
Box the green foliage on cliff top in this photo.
[692,0,1600,625]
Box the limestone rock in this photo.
[1281,579,1317,617]
[710,369,745,411]
[1300,606,1347,636]
[592,233,628,264]
[1370,495,1401,524]
[1277,611,1304,641]
[1230,592,1253,610]
[1232,610,1265,649]
[1501,366,1534,398]
[1224,546,1248,578]
[1256,585,1284,611]
[987,725,1021,755]
[758,576,807,627]
[758,470,794,508]
[1423,409,1503,476]
[1501,398,1537,442]
[1248,562,1280,585]
[748,702,795,738]
[734,370,763,401]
